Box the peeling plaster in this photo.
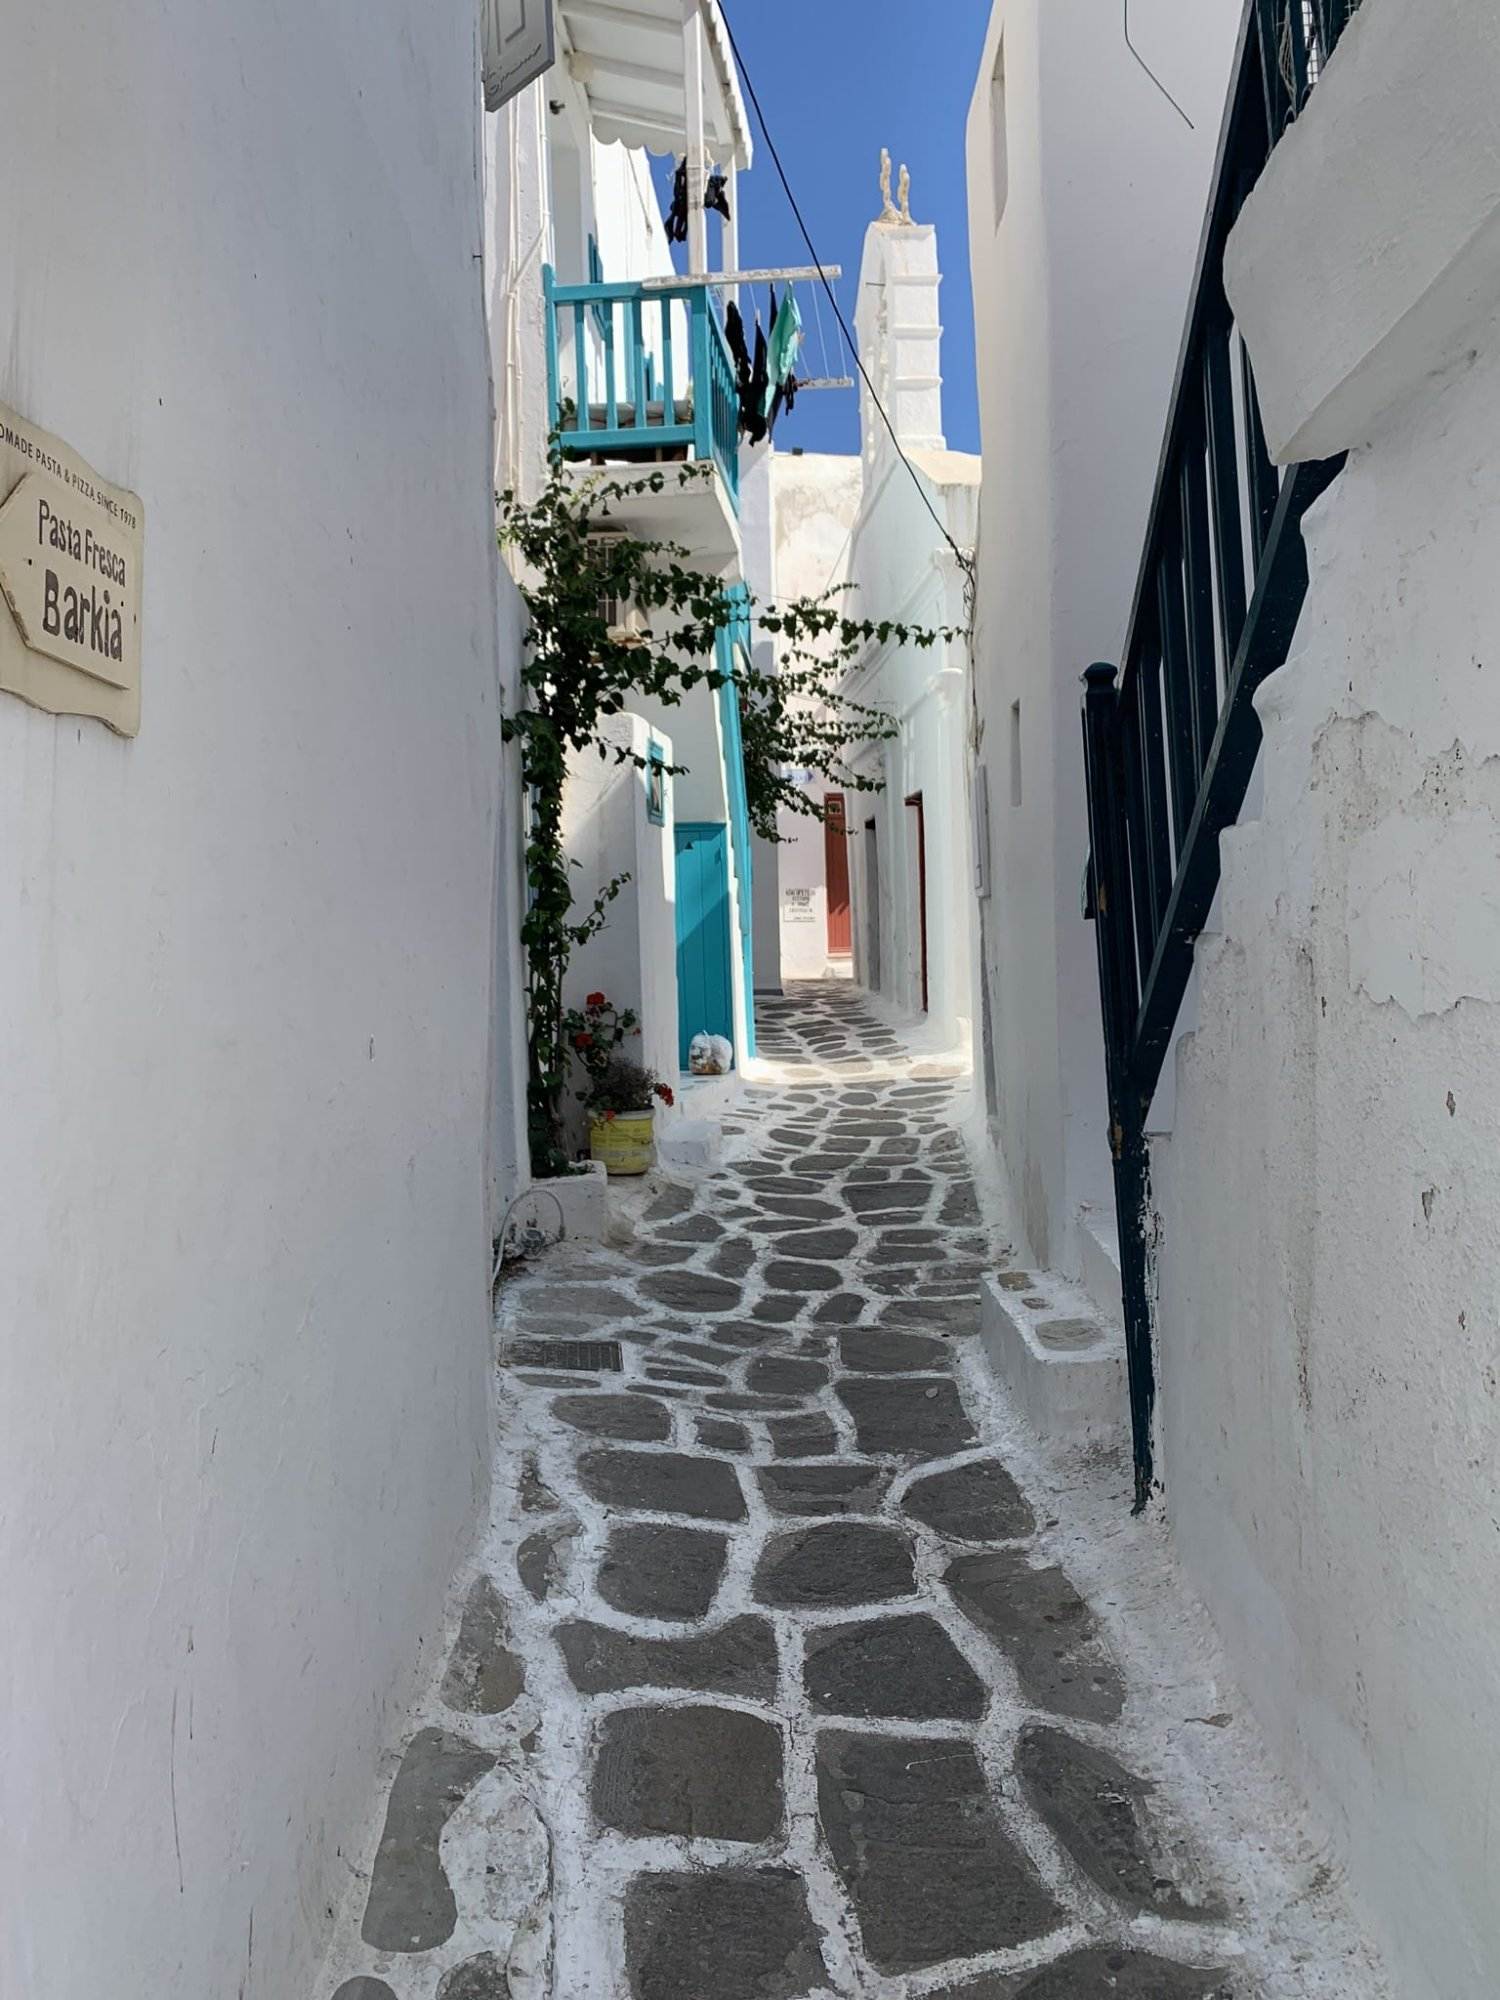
[1157,120,1500,2000]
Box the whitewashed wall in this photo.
[488,85,750,1067]
[560,714,679,1132]
[1155,8,1500,1995]
[777,779,847,982]
[487,72,677,504]
[0,7,514,1999]
[764,452,862,980]
[963,0,1240,1275]
[842,437,978,1047]
[738,442,784,993]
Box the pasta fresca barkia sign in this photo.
[482,0,555,111]
[0,402,143,736]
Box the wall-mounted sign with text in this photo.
[0,403,144,736]
[482,0,556,111]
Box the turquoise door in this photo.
[675,822,734,1070]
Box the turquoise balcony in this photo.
[543,266,741,518]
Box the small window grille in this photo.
[646,743,667,826]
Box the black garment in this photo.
[725,301,754,426]
[705,170,731,222]
[766,374,800,437]
[744,319,770,445]
[666,158,689,244]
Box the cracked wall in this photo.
[1154,301,1500,2000]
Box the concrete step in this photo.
[978,1267,1126,1446]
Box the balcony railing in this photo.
[543,268,740,510]
[1082,0,1361,1507]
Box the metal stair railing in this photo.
[1082,0,1360,1509]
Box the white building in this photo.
[0,7,525,1997]
[486,4,764,1095]
[755,203,979,1046]
[967,2,1500,1994]
[963,0,1241,1284]
[760,448,863,983]
[841,209,979,1049]
[1151,6,1500,1995]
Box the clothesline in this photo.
[640,264,843,291]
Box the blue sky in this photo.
[653,0,993,457]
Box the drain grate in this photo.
[508,1339,624,1373]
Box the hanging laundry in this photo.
[767,373,802,437]
[764,286,803,420]
[705,169,731,222]
[744,314,770,446]
[725,301,755,425]
[665,158,689,244]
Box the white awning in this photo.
[557,0,753,169]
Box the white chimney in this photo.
[854,159,946,468]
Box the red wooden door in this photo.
[824,792,852,955]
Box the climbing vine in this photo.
[500,455,949,1177]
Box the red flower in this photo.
[585,992,607,1009]
[573,1031,593,1049]
[655,1083,675,1107]
[604,1108,617,1122]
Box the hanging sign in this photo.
[0,403,144,736]
[482,0,555,111]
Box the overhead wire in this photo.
[715,0,976,594]
[1124,0,1194,128]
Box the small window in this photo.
[990,37,1009,227]
[646,742,667,826]
[1009,699,1023,807]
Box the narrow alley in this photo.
[12,5,1500,1996]
[323,988,1378,2000]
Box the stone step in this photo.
[978,1268,1126,1445]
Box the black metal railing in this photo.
[1082,0,1360,1508]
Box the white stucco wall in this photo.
[738,442,784,994]
[763,452,863,981]
[561,714,679,1128]
[487,72,677,505]
[963,0,1240,1272]
[490,87,754,1059]
[777,780,847,983]
[841,424,979,1046]
[1154,10,1500,1994]
[0,9,514,1999]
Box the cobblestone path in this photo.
[328,987,1239,2000]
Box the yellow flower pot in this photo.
[589,1108,656,1177]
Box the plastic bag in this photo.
[688,1032,733,1076]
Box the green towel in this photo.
[764,288,803,416]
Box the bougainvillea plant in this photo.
[561,991,640,1106]
[500,455,951,1177]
